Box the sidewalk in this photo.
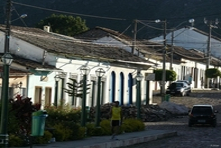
[27,129,177,148]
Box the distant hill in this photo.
[1,0,221,39]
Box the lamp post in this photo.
[0,0,13,146]
[136,71,143,119]
[80,66,90,127]
[95,68,105,127]
[0,53,13,147]
[54,75,60,107]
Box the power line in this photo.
[11,4,27,27]
[12,1,127,21]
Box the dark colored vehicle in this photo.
[176,80,191,85]
[166,82,191,96]
[188,105,217,127]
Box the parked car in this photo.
[188,105,217,127]
[176,80,191,85]
[166,82,191,96]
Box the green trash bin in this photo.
[164,94,170,101]
[31,110,48,136]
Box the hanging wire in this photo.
[12,1,127,21]
[11,4,27,27]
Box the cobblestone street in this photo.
[121,90,221,148]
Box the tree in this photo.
[205,68,221,78]
[154,69,177,81]
[205,68,221,88]
[36,14,89,36]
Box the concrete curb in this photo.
[76,131,177,148]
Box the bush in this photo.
[34,131,53,144]
[100,119,111,135]
[53,123,68,141]
[93,127,104,136]
[8,134,23,147]
[77,127,86,139]
[86,123,95,136]
[86,123,104,136]
[45,106,81,125]
[62,121,83,140]
[122,118,145,132]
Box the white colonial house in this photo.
[0,25,155,108]
[74,26,221,90]
[150,26,221,87]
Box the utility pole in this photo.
[206,21,212,70]
[161,20,167,102]
[132,19,137,55]
[204,18,219,88]
[170,31,174,71]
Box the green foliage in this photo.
[36,14,89,36]
[8,95,41,146]
[62,121,84,140]
[100,119,112,135]
[53,123,69,141]
[86,123,95,136]
[34,131,53,144]
[154,69,177,81]
[86,123,104,136]
[121,118,145,132]
[77,127,86,139]
[93,127,104,136]
[45,106,81,125]
[45,108,145,141]
[8,134,23,147]
[205,68,221,78]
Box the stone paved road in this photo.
[120,90,221,148]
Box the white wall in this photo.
[151,27,221,59]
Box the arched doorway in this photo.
[110,71,116,102]
[128,73,133,105]
[119,72,124,105]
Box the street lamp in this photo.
[0,0,12,146]
[170,19,195,70]
[11,14,27,22]
[95,68,105,127]
[0,53,13,147]
[54,75,60,107]
[136,71,143,119]
[133,19,167,102]
[80,65,90,127]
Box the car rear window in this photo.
[192,107,212,114]
[170,83,183,88]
